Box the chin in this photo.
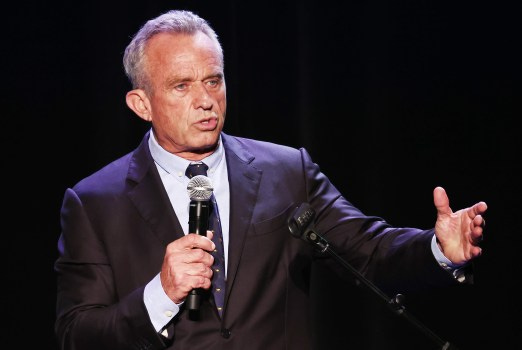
[195,137,219,152]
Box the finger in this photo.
[181,264,213,290]
[185,248,215,266]
[191,275,212,290]
[184,263,214,279]
[469,216,484,245]
[173,273,213,293]
[433,186,452,216]
[472,215,485,228]
[183,233,216,251]
[466,201,487,221]
[470,246,483,258]
[470,227,484,245]
[472,201,488,217]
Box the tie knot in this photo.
[186,162,209,178]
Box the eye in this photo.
[174,83,188,91]
[206,78,221,88]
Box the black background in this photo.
[5,0,520,349]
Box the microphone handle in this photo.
[186,200,210,312]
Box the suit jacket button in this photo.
[221,328,231,339]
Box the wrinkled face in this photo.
[143,31,226,160]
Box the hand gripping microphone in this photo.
[186,175,214,312]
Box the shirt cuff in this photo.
[144,273,182,333]
[430,235,467,282]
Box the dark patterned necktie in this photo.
[185,162,226,317]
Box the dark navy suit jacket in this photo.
[55,131,462,349]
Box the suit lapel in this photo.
[221,134,262,307]
[126,132,185,246]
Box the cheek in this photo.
[161,98,188,122]
[166,109,191,135]
[151,103,186,134]
[216,92,227,112]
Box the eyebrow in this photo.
[165,72,224,88]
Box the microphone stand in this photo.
[288,203,459,350]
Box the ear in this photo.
[126,89,152,122]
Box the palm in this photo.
[433,187,487,265]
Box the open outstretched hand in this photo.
[433,186,487,265]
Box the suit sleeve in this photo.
[298,148,464,295]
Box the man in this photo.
[54,9,487,350]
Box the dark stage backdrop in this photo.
[5,1,520,349]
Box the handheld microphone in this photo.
[186,175,213,312]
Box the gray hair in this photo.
[123,10,223,93]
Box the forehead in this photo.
[145,31,223,69]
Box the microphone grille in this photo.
[187,175,213,201]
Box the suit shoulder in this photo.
[222,134,317,176]
[70,152,133,196]
[225,134,303,157]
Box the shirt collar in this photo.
[148,128,224,178]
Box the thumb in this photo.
[433,186,452,216]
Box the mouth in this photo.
[196,113,219,130]
[200,118,214,124]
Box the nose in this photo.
[192,82,213,110]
